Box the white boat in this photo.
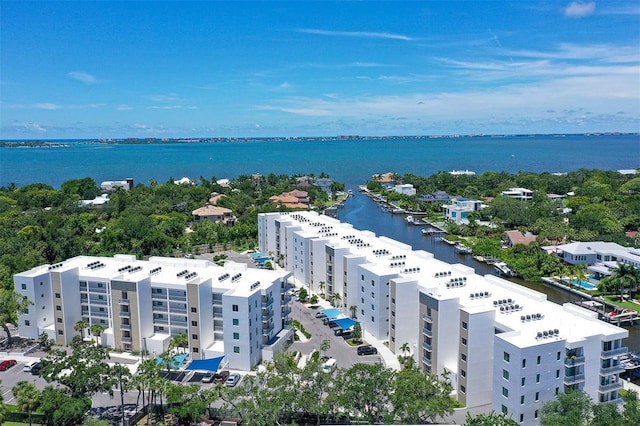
[494,262,515,277]
[454,244,472,255]
[405,215,414,224]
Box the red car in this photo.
[213,370,230,384]
[0,359,17,371]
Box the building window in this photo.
[233,332,239,340]
[461,369,466,378]
[391,298,395,304]
[371,316,375,323]
[536,374,540,383]
[191,307,197,313]
[502,387,509,398]
[557,351,561,360]
[460,385,466,393]
[233,318,239,326]
[461,353,467,362]
[503,369,509,380]
[56,306,61,311]
[21,284,27,290]
[461,337,467,346]
[555,387,559,395]
[462,321,468,330]
[521,377,525,386]
[193,347,199,353]
[55,293,60,298]
[57,318,62,323]
[25,320,30,326]
[361,274,364,280]
[504,352,510,362]
[537,355,541,365]
[371,304,375,311]
[191,321,198,327]
[520,414,524,422]
[522,359,526,368]
[520,395,525,405]
[232,304,239,312]
[371,280,375,286]
[502,405,508,415]
[233,346,240,353]
[535,392,539,401]
[58,330,63,335]
[556,369,560,378]
[535,410,538,419]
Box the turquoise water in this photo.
[562,278,597,290]
[1,134,638,188]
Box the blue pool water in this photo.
[563,279,596,290]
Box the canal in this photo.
[337,188,640,353]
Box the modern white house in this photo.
[100,178,134,191]
[442,197,483,224]
[393,183,416,196]
[14,255,293,371]
[501,188,534,201]
[258,211,629,425]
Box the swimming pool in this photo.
[562,278,596,290]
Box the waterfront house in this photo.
[314,178,334,194]
[418,190,451,203]
[442,197,483,224]
[100,178,133,191]
[372,172,397,189]
[269,190,310,209]
[393,183,416,196]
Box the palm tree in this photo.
[332,292,342,308]
[350,305,358,319]
[12,381,41,426]
[400,342,410,357]
[318,281,326,298]
[611,263,640,299]
[90,323,106,347]
[74,319,88,340]
[170,333,189,354]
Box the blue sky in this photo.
[1,1,639,139]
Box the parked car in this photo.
[214,370,230,384]
[23,361,39,373]
[31,363,42,375]
[0,359,17,371]
[357,345,378,356]
[225,373,241,387]
[315,312,327,319]
[321,358,337,373]
[201,372,215,383]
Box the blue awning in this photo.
[156,353,188,369]
[185,356,225,372]
[334,318,358,330]
[320,308,343,319]
[251,252,264,259]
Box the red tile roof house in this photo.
[504,230,537,248]
[269,190,310,209]
[192,205,236,226]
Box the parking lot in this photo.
[288,294,387,369]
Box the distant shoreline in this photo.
[1,132,638,148]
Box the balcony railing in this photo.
[422,341,432,351]
[601,347,628,358]
[564,356,585,366]
[153,318,168,325]
[600,364,625,375]
[282,306,292,317]
[120,323,131,330]
[262,296,274,307]
[262,307,274,318]
[422,356,432,366]
[262,323,274,334]
[118,298,129,305]
[119,310,130,318]
[422,327,432,337]
[599,381,622,392]
[422,314,433,324]
[121,336,132,343]
[564,374,585,385]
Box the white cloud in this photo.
[67,71,98,84]
[148,94,182,102]
[297,28,413,41]
[564,2,596,18]
[117,104,133,111]
[34,103,63,110]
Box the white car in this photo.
[225,373,241,387]
[23,361,39,373]
[321,358,337,373]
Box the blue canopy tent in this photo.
[320,308,342,319]
[250,252,264,259]
[156,353,189,369]
[333,318,358,331]
[185,356,225,372]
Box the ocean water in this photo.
[1,134,638,188]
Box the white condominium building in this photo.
[14,255,292,371]
[258,211,628,425]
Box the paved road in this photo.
[288,295,384,369]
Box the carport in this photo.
[333,317,358,331]
[184,356,225,372]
